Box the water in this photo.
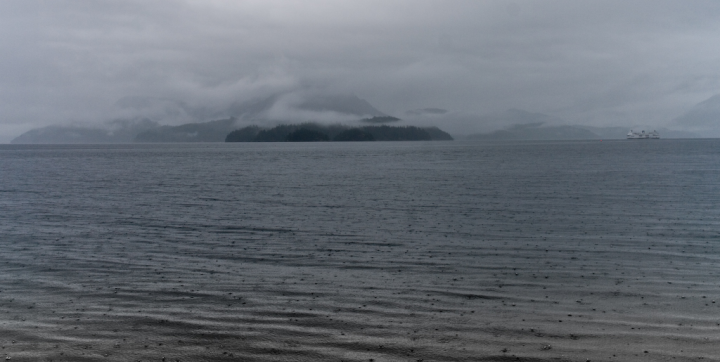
[1,140,719,361]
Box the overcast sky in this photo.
[2,0,720,141]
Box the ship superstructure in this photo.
[627,130,659,139]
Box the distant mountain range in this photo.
[11,93,391,144]
[134,118,237,143]
[11,93,709,144]
[10,119,159,144]
[467,122,599,140]
[466,122,697,140]
[462,109,698,140]
[672,94,720,137]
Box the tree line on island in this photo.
[225,123,453,142]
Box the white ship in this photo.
[627,130,659,139]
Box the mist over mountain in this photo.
[672,94,720,137]
[361,116,401,124]
[10,119,159,144]
[3,2,720,143]
[465,120,698,140]
[467,122,598,141]
[134,118,238,143]
[406,108,449,116]
[11,93,395,144]
[11,91,707,144]
[224,95,282,122]
[296,94,387,117]
[478,109,564,129]
[401,108,566,136]
[121,92,389,125]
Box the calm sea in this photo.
[1,139,719,361]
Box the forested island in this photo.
[225,123,453,142]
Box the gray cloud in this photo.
[3,0,720,142]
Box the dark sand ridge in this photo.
[0,140,719,361]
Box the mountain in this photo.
[467,122,698,141]
[460,108,704,140]
[114,96,222,125]
[224,94,281,121]
[467,122,600,141]
[11,118,159,144]
[12,91,394,143]
[422,126,455,140]
[134,118,237,142]
[672,94,720,136]
[226,123,453,142]
[482,109,562,127]
[576,126,632,139]
[462,109,589,140]
[403,108,568,136]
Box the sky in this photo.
[2,0,720,142]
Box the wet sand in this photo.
[1,140,719,361]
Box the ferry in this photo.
[627,130,659,139]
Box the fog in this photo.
[3,0,720,142]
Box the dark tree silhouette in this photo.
[360,116,401,124]
[225,125,261,142]
[225,123,453,142]
[360,125,432,141]
[285,128,330,142]
[333,128,375,141]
